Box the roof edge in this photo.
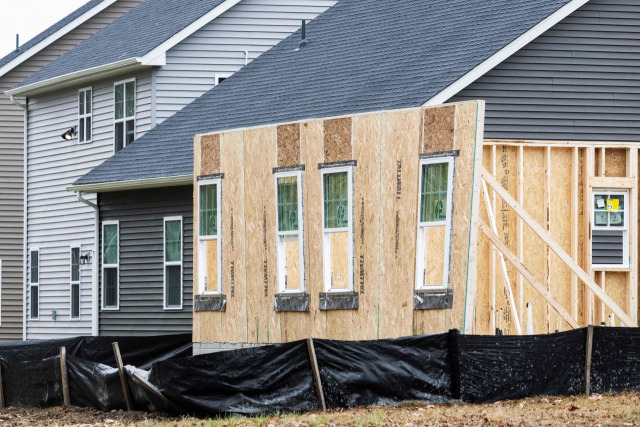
[67,174,193,193]
[5,57,153,96]
[423,0,589,106]
[0,0,118,79]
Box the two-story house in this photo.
[6,0,335,339]
[0,0,144,341]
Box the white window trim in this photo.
[102,221,120,310]
[215,73,232,85]
[70,245,82,320]
[592,189,629,270]
[275,170,305,294]
[164,216,184,310]
[415,157,455,291]
[321,166,354,293]
[113,78,136,153]
[197,178,222,295]
[78,87,92,143]
[29,247,39,320]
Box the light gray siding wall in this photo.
[155,0,336,124]
[25,70,152,339]
[0,0,143,341]
[449,0,640,142]
[99,186,193,336]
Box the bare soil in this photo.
[1,391,640,426]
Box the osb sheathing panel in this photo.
[220,131,247,343]
[323,117,352,163]
[605,148,626,177]
[244,127,280,344]
[277,123,301,168]
[200,133,221,176]
[423,105,456,154]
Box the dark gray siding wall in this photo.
[449,0,640,142]
[99,186,193,336]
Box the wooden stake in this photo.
[585,325,594,395]
[131,372,181,412]
[112,342,133,411]
[306,338,326,411]
[482,168,636,328]
[60,347,70,407]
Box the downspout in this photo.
[76,191,99,336]
[10,95,27,340]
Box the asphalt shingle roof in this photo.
[14,0,226,89]
[0,0,106,72]
[74,0,573,186]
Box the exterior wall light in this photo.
[61,126,77,141]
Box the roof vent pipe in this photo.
[298,20,308,49]
[15,34,19,52]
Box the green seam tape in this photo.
[462,101,480,334]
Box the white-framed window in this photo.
[592,189,629,269]
[102,221,119,310]
[198,179,222,294]
[29,248,39,320]
[78,87,92,143]
[215,73,231,85]
[321,166,354,292]
[275,171,305,293]
[70,246,81,319]
[415,157,455,290]
[164,216,183,309]
[114,78,135,153]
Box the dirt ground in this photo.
[1,392,640,426]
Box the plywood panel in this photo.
[424,226,446,286]
[244,126,280,344]
[323,117,352,163]
[423,105,456,154]
[379,109,420,338]
[604,272,627,326]
[284,239,301,291]
[206,240,219,292]
[220,130,247,343]
[329,232,349,289]
[300,120,325,339]
[352,114,382,340]
[605,148,626,177]
[200,133,220,176]
[277,123,300,167]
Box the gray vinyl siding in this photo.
[449,0,640,142]
[98,186,193,336]
[0,0,143,341]
[25,70,152,339]
[155,0,336,124]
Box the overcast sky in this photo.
[0,0,90,58]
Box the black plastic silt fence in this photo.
[0,327,639,415]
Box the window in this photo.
[275,171,304,293]
[30,249,39,319]
[114,79,135,153]
[164,217,183,309]
[322,167,353,292]
[70,246,81,319]
[415,158,454,289]
[592,190,629,268]
[102,221,119,309]
[78,87,92,143]
[215,73,231,85]
[198,179,222,294]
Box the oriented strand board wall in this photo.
[193,101,484,343]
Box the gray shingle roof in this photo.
[74,0,573,187]
[0,0,106,72]
[14,0,226,89]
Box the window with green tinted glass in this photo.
[200,184,218,237]
[277,176,299,232]
[420,162,449,223]
[165,218,182,308]
[323,172,349,229]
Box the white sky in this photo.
[0,0,90,58]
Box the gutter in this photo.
[67,174,193,193]
[76,192,99,336]
[10,95,27,340]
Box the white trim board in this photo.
[423,0,590,106]
[0,0,118,78]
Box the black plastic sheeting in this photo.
[591,326,640,394]
[453,329,586,403]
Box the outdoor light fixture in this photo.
[80,252,92,265]
[61,126,77,141]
